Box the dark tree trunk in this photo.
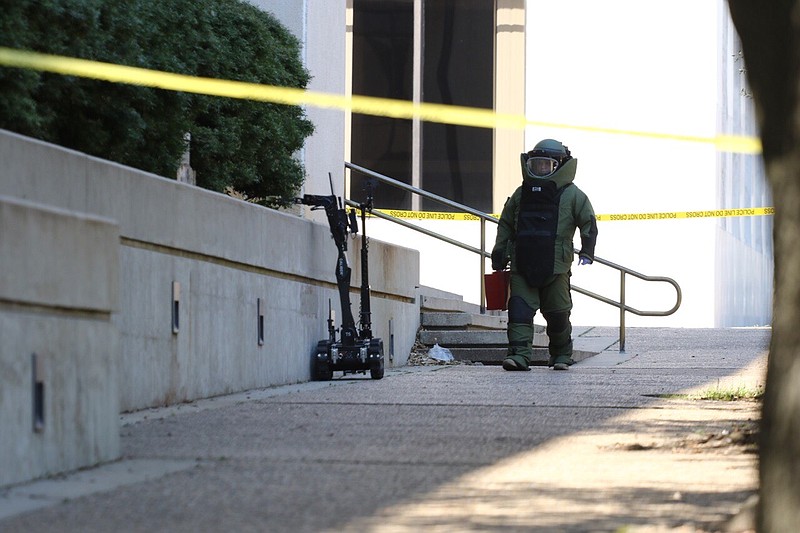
[726,2,800,531]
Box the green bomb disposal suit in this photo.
[491,141,597,371]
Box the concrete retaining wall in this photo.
[0,129,420,484]
[0,196,120,487]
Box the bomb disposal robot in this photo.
[296,178,384,380]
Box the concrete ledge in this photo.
[0,195,119,312]
[0,131,418,302]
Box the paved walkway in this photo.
[0,327,769,532]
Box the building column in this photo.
[493,0,526,214]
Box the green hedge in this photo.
[0,0,314,206]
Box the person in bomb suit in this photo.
[491,139,598,371]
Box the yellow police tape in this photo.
[0,47,762,154]
[596,207,775,221]
[373,207,775,222]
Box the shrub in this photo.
[0,0,314,206]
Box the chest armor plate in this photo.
[515,180,569,287]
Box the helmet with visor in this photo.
[521,139,571,179]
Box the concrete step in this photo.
[418,326,548,346]
[449,347,597,366]
[447,347,546,365]
[438,346,612,366]
[416,285,464,302]
[421,311,508,331]
[417,326,620,365]
[419,294,482,314]
[415,284,620,366]
[418,329,508,346]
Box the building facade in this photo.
[716,12,773,327]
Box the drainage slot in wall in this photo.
[257,298,265,346]
[172,281,180,334]
[389,318,395,362]
[32,353,44,433]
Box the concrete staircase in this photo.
[416,286,619,365]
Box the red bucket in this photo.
[484,270,511,310]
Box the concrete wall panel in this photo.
[0,197,119,487]
[116,241,418,412]
[0,313,120,486]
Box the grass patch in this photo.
[697,385,764,401]
[646,385,765,401]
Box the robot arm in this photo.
[296,194,354,250]
[295,192,359,343]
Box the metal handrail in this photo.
[344,162,682,352]
[345,162,497,309]
[572,252,682,351]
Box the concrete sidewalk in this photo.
[0,327,769,532]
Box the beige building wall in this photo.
[251,0,348,208]
[493,0,526,215]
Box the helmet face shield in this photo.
[526,156,560,177]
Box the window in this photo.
[351,0,495,212]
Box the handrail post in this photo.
[619,270,626,352]
[480,218,486,314]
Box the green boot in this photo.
[548,355,575,370]
[502,354,530,371]
[505,321,534,371]
[543,310,574,371]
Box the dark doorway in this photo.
[351,0,414,208]
[422,0,494,213]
